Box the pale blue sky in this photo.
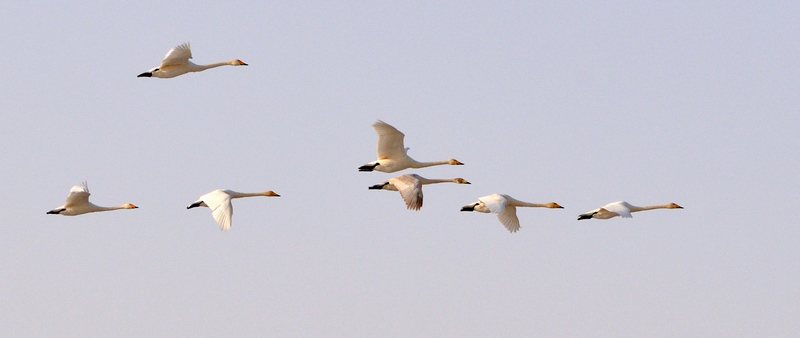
[1,1,798,336]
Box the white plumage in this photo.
[187,189,279,231]
[461,194,563,233]
[47,182,138,216]
[369,174,470,210]
[138,42,248,79]
[359,120,464,173]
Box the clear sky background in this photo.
[1,1,798,337]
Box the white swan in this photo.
[359,120,464,173]
[577,201,683,220]
[369,174,470,210]
[47,182,138,216]
[137,42,247,78]
[187,189,279,231]
[460,194,563,233]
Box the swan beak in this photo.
[676,204,684,209]
[238,60,248,66]
[460,205,475,212]
[455,160,464,165]
[368,183,385,190]
[131,204,139,209]
[137,72,152,77]
[464,181,471,184]
[554,203,564,209]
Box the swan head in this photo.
[233,59,248,66]
[453,178,470,184]
[449,159,464,165]
[263,191,280,197]
[668,203,683,209]
[544,202,563,209]
[125,204,138,209]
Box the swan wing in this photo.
[64,182,90,207]
[496,206,521,233]
[603,201,632,218]
[391,175,422,210]
[373,120,407,160]
[161,42,192,67]
[201,191,233,231]
[478,194,507,214]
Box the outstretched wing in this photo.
[602,201,632,218]
[496,206,521,233]
[64,181,90,207]
[479,194,520,232]
[478,194,507,214]
[201,191,233,231]
[161,42,192,67]
[390,175,422,210]
[373,120,407,160]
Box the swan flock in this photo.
[48,44,684,233]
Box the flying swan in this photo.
[187,189,280,231]
[460,194,563,233]
[577,201,683,220]
[359,120,464,173]
[47,181,138,216]
[369,174,470,210]
[137,42,247,78]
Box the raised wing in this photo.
[602,201,632,218]
[373,120,407,160]
[161,42,192,67]
[391,174,422,210]
[201,190,233,231]
[64,181,90,207]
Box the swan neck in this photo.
[90,204,127,212]
[630,204,670,212]
[411,160,449,168]
[518,202,549,208]
[228,191,266,199]
[420,178,456,185]
[193,61,232,71]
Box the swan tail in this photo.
[369,182,388,190]
[358,163,380,172]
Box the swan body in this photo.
[187,189,279,231]
[369,174,470,210]
[47,182,138,216]
[137,42,247,78]
[577,201,683,220]
[460,194,563,233]
[359,120,464,173]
